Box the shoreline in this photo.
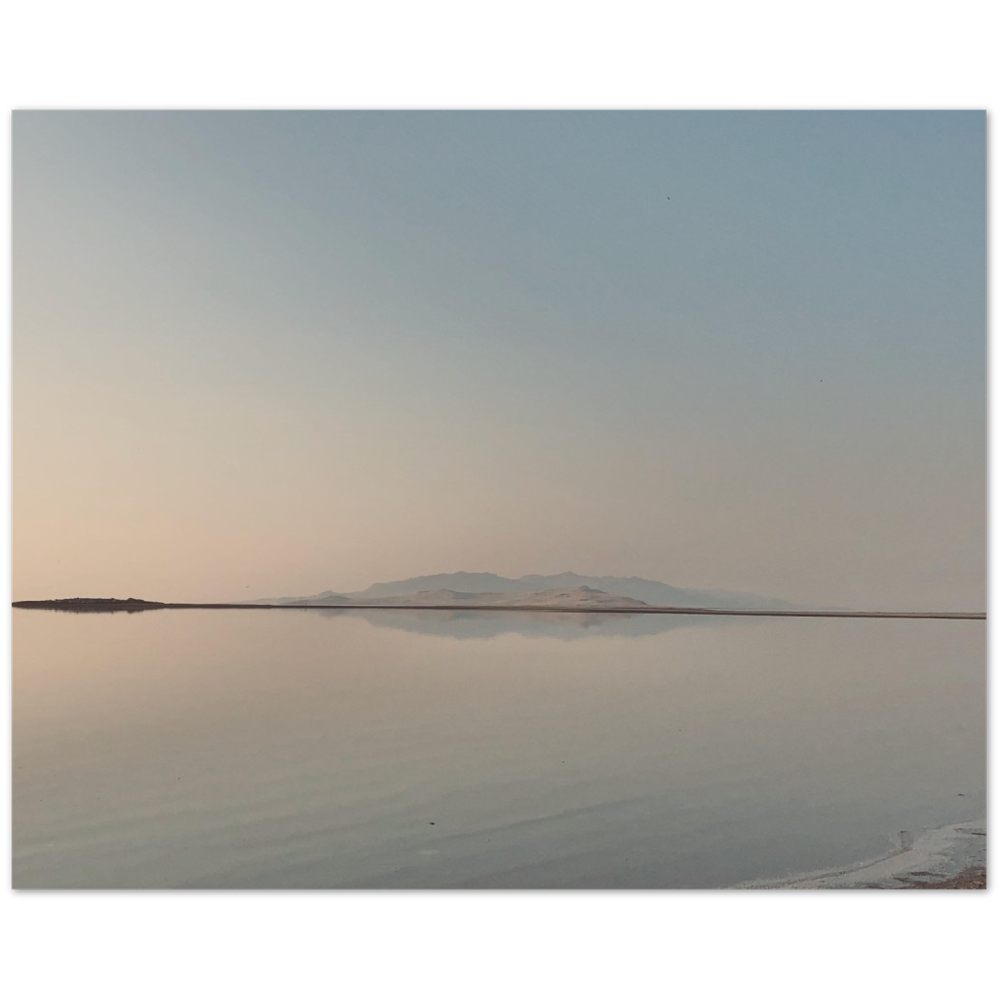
[894,867,986,889]
[735,820,987,889]
[10,600,986,620]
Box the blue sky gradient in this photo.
[13,111,985,607]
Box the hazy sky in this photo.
[13,111,984,608]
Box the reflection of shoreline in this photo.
[8,602,740,638]
[735,820,987,889]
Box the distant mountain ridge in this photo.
[248,573,794,610]
[346,572,794,609]
[244,589,352,606]
[351,588,652,609]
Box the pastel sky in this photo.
[13,111,984,609]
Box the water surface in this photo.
[13,608,985,888]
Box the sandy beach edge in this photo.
[733,819,986,889]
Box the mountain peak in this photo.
[253,572,794,611]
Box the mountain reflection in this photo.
[311,608,727,640]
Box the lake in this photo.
[12,608,985,889]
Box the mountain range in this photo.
[245,572,795,610]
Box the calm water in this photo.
[13,608,985,888]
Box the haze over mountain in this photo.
[247,573,796,610]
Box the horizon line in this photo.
[11,600,986,620]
